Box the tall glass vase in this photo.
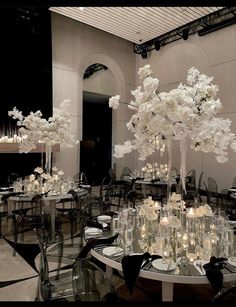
[166,138,173,201]
[45,144,52,174]
[179,137,187,195]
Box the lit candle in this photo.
[210,224,216,231]
[160,216,169,226]
[182,233,188,249]
[187,207,196,218]
[141,225,146,238]
[154,201,160,209]
[189,256,194,263]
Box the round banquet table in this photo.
[8,188,88,240]
[89,230,236,302]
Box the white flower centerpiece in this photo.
[8,100,79,173]
[109,64,236,195]
[26,166,65,194]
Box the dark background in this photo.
[0,7,52,185]
[80,99,112,186]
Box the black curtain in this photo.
[81,99,112,186]
[0,7,52,185]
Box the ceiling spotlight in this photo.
[182,28,189,40]
[154,39,161,51]
[141,51,147,59]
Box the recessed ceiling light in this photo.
[79,7,85,11]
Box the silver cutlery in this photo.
[196,263,205,275]
[223,263,234,273]
[143,261,152,271]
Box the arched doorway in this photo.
[80,63,115,186]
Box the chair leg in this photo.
[55,232,64,280]
[12,215,17,256]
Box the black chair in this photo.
[105,179,133,210]
[183,190,202,207]
[212,284,236,302]
[186,169,196,191]
[0,192,21,238]
[207,177,220,214]
[120,166,132,180]
[35,228,119,302]
[12,194,44,253]
[56,189,88,245]
[123,190,145,208]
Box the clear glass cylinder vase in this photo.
[45,144,52,174]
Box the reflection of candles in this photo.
[154,201,160,209]
[141,225,146,238]
[189,256,194,263]
[210,224,216,231]
[34,180,39,187]
[160,216,169,226]
[182,233,188,249]
[163,250,168,258]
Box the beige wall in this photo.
[51,12,136,180]
[52,11,236,191]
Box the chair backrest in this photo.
[212,284,236,302]
[120,167,132,180]
[183,190,202,207]
[232,176,236,188]
[124,190,145,208]
[35,229,52,301]
[73,172,88,184]
[186,169,196,190]
[198,172,204,190]
[108,168,116,182]
[36,227,116,301]
[207,177,218,194]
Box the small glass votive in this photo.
[111,217,120,234]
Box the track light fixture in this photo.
[154,39,161,51]
[133,7,236,57]
[182,28,189,40]
[141,51,147,59]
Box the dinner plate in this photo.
[152,259,177,271]
[228,257,236,267]
[97,215,112,223]
[102,246,123,257]
[48,192,59,196]
[85,227,102,236]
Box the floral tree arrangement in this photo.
[8,100,79,173]
[109,65,236,193]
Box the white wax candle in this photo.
[160,216,169,226]
[187,207,196,218]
